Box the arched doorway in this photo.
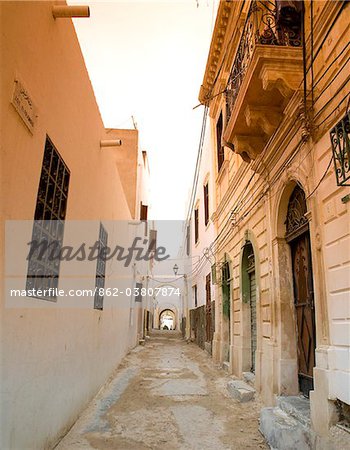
[159,309,176,330]
[242,241,257,373]
[286,185,316,397]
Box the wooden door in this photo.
[291,231,316,397]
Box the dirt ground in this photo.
[56,331,268,450]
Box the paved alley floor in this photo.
[56,332,268,450]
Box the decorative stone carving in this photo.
[260,65,303,99]
[245,104,282,136]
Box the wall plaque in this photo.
[11,78,37,133]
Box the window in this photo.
[330,111,350,186]
[222,261,230,318]
[186,225,190,256]
[204,182,209,226]
[216,112,224,171]
[206,273,211,305]
[193,284,198,308]
[149,229,157,254]
[140,202,148,220]
[135,282,143,302]
[94,223,108,310]
[194,208,199,244]
[140,202,148,235]
[26,136,70,300]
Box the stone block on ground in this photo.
[260,406,314,450]
[227,379,255,402]
[277,396,311,427]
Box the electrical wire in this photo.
[312,57,350,105]
[306,156,333,200]
[315,92,350,129]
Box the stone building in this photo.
[186,119,217,353]
[197,0,349,445]
[0,2,151,448]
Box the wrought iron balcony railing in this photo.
[330,111,350,186]
[225,0,302,123]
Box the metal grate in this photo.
[286,185,308,241]
[26,136,70,300]
[330,111,350,186]
[94,223,108,310]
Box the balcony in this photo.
[223,0,303,162]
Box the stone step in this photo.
[222,361,230,372]
[277,396,311,427]
[260,406,315,450]
[242,371,255,386]
[227,379,256,402]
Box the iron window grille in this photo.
[26,136,70,300]
[94,223,108,310]
[330,111,350,186]
[285,185,309,242]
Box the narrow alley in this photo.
[56,332,267,450]
[2,2,350,449]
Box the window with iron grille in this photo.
[194,208,199,244]
[193,284,198,308]
[26,136,70,300]
[94,223,108,310]
[204,182,209,226]
[330,111,350,186]
[216,112,224,171]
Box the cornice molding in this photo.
[198,0,243,105]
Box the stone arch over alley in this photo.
[152,282,182,331]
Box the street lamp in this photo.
[173,264,179,276]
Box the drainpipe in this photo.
[52,5,90,19]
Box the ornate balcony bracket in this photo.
[232,135,266,163]
[260,65,303,99]
[245,104,281,136]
